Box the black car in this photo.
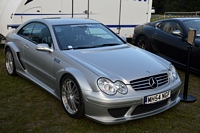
[132,18,200,74]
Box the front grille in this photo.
[130,73,169,91]
[108,107,130,118]
[171,89,179,101]
[108,90,180,118]
[131,99,169,115]
[131,89,179,116]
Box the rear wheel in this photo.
[136,36,151,51]
[5,48,17,76]
[60,75,84,119]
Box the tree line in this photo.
[153,0,200,14]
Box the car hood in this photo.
[63,45,170,83]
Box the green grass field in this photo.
[0,45,200,133]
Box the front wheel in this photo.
[5,48,17,76]
[136,36,151,51]
[60,75,84,119]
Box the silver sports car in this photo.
[5,18,181,124]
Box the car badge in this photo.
[149,77,158,88]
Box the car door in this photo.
[16,22,36,69]
[153,20,188,66]
[23,22,55,89]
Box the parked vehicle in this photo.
[0,0,153,44]
[132,18,200,74]
[5,18,181,124]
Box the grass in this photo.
[0,45,200,133]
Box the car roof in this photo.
[151,18,200,26]
[26,18,100,25]
[164,17,200,22]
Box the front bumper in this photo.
[83,81,181,125]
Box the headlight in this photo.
[169,64,178,82]
[97,78,128,95]
[114,81,128,94]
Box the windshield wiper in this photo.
[62,46,96,50]
[94,43,121,48]
[72,46,97,49]
[63,43,122,50]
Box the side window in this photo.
[17,22,52,46]
[17,23,35,39]
[160,21,183,34]
[31,23,52,46]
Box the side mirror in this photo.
[36,43,53,53]
[172,30,185,38]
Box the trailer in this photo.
[0,0,153,44]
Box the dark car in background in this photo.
[132,18,200,74]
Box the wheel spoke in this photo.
[74,97,80,104]
[69,99,78,112]
[71,86,77,94]
[67,81,73,93]
[63,81,70,94]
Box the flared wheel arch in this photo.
[135,35,152,51]
[60,73,85,119]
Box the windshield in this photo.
[183,19,200,36]
[53,23,125,50]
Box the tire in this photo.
[60,75,84,119]
[5,48,17,76]
[136,36,151,51]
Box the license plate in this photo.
[144,90,171,104]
